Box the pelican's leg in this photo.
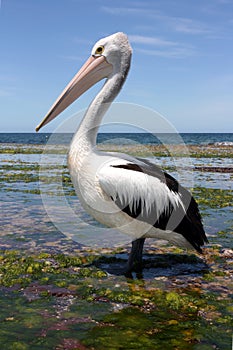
[126,238,145,273]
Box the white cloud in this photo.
[170,18,212,35]
[101,5,214,36]
[136,47,196,59]
[101,6,155,17]
[128,35,178,47]
[128,34,196,58]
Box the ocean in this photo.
[0,132,233,146]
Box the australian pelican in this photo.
[36,32,208,272]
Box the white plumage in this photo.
[97,160,184,218]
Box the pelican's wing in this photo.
[97,159,207,252]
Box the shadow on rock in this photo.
[94,252,209,280]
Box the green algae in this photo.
[193,187,233,209]
[0,147,66,155]
[1,143,232,158]
[0,249,232,349]
[0,172,38,183]
[0,251,106,288]
[83,305,231,350]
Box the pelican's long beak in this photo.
[36,56,113,131]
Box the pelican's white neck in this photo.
[73,74,119,148]
[69,69,128,163]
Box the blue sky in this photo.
[0,0,233,132]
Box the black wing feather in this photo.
[111,161,208,253]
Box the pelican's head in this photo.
[36,32,132,131]
[91,32,132,74]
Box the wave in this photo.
[213,141,233,146]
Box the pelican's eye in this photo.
[95,45,104,55]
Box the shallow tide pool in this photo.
[0,143,232,350]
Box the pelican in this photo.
[36,32,208,273]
